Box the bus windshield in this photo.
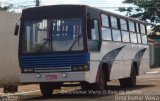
[22,18,84,53]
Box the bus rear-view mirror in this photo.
[14,24,19,36]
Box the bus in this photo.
[14,5,149,96]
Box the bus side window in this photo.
[140,24,148,44]
[91,20,99,40]
[88,19,100,51]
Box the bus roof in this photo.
[85,5,146,25]
[22,4,146,24]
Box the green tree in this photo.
[118,0,160,33]
[0,6,10,10]
[0,3,12,11]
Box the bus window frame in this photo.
[136,23,140,33]
[140,24,148,45]
[111,16,118,29]
[87,18,101,52]
[128,21,138,44]
[120,18,128,31]
[121,31,130,43]
[112,29,122,42]
[135,23,142,44]
[99,13,148,45]
[101,14,110,27]
[141,34,148,45]
[100,13,112,41]
[140,24,146,34]
[120,18,130,43]
[137,33,142,44]
[111,16,122,42]
[128,21,136,32]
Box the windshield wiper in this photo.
[35,38,50,52]
[68,34,81,51]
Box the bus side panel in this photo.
[85,41,125,83]
[85,41,149,83]
[85,61,100,83]
[109,43,149,80]
[138,46,150,75]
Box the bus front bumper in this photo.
[20,72,86,83]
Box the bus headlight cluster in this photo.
[23,68,34,73]
[71,64,89,71]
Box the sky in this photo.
[0,0,134,14]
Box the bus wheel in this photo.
[40,83,53,97]
[119,67,136,88]
[94,68,106,91]
[80,82,90,90]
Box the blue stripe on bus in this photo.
[20,53,90,68]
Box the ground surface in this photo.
[0,68,160,101]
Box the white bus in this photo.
[14,5,149,96]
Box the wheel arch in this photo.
[132,61,139,76]
[96,62,110,82]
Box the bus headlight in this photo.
[72,66,79,71]
[84,64,89,71]
[23,68,34,73]
[72,66,83,71]
[71,65,89,71]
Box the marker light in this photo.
[62,73,67,78]
[36,73,41,78]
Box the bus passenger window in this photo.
[120,19,127,31]
[101,14,109,27]
[101,27,112,40]
[121,31,130,42]
[111,16,118,29]
[137,33,141,43]
[88,19,100,51]
[130,32,137,43]
[142,34,147,44]
[112,29,121,41]
[140,24,146,34]
[129,21,135,32]
[136,23,140,33]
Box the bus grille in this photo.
[34,67,71,72]
[20,53,89,72]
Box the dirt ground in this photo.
[0,68,160,101]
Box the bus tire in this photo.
[80,82,90,90]
[119,67,136,88]
[94,68,106,91]
[40,83,53,97]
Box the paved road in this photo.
[1,68,160,101]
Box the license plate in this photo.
[45,74,57,80]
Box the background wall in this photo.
[0,11,20,87]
